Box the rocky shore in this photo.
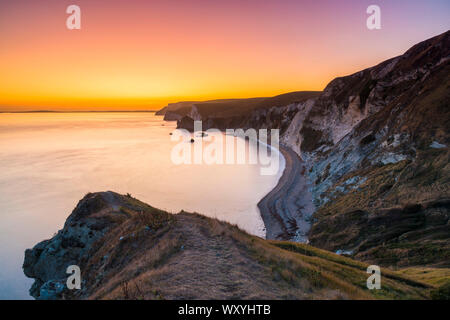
[257,146,314,241]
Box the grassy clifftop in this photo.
[24,192,448,300]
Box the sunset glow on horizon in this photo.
[1,0,449,111]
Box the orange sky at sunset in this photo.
[0,0,449,111]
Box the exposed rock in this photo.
[23,192,130,299]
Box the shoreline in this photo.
[173,121,315,242]
[257,146,314,241]
[164,117,314,241]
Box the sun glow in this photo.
[0,0,449,111]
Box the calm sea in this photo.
[0,112,284,299]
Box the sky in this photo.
[0,0,449,111]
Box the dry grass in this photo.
[395,267,450,287]
[224,221,432,299]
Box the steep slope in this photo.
[292,31,450,268]
[23,192,436,300]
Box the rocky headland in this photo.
[24,191,443,300]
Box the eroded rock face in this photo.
[23,192,122,299]
[296,32,449,206]
[294,31,450,266]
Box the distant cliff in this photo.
[162,31,450,268]
[24,192,437,300]
[156,92,321,130]
[156,101,200,120]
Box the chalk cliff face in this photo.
[287,31,449,202]
[292,31,450,267]
[169,31,450,267]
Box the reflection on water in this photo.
[0,112,284,299]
